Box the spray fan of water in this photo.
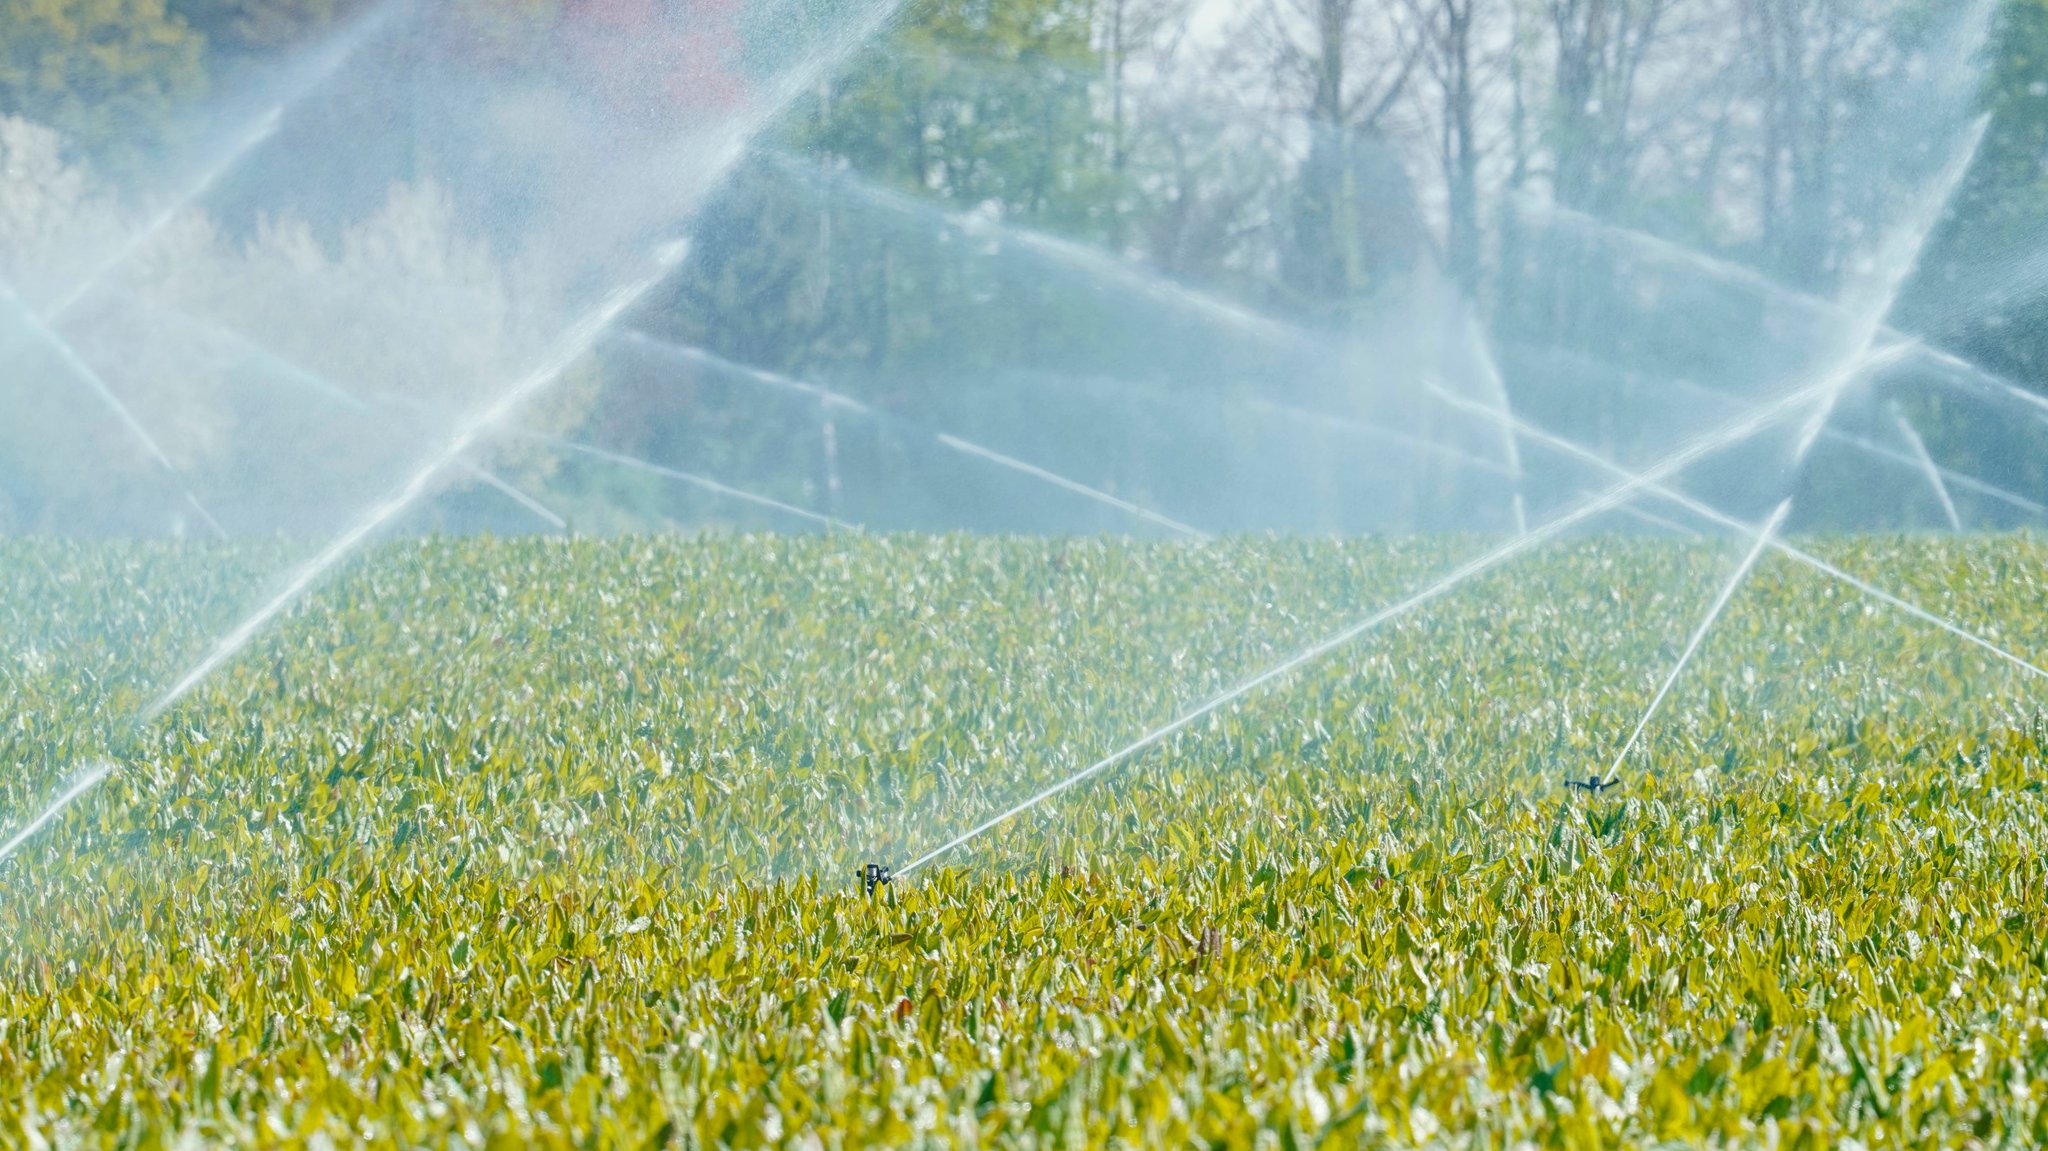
[0,0,918,865]
[0,0,2044,891]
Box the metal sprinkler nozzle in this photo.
[859,863,894,894]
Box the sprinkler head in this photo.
[859,862,894,894]
[1565,773,1619,795]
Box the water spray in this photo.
[1527,166,2048,439]
[1240,398,1514,478]
[139,241,690,724]
[1645,369,2048,525]
[465,467,570,532]
[0,277,227,537]
[761,151,1304,350]
[0,0,921,871]
[536,435,850,532]
[1568,99,1993,789]
[1429,383,2048,682]
[1793,116,1991,464]
[0,243,688,872]
[1890,402,1964,532]
[617,333,1210,538]
[134,298,572,534]
[891,350,1894,878]
[1601,498,1792,784]
[728,161,1535,533]
[1829,428,2045,524]
[1465,316,1530,534]
[0,763,114,865]
[37,107,284,326]
[33,0,410,324]
[1502,338,2046,526]
[931,433,1209,539]
[933,365,1521,489]
[0,2,415,541]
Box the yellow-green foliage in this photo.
[2,535,2046,1147]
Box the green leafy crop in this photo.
[1,534,2045,1147]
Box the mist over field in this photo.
[3,0,2048,1145]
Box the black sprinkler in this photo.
[859,862,894,894]
[1565,773,1619,795]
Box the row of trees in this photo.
[3,0,2045,531]
[21,0,2038,337]
[625,0,2048,530]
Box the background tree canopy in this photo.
[2,0,2045,534]
[0,0,204,154]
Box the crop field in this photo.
[3,535,2047,1147]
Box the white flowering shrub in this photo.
[0,118,593,534]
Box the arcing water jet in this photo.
[0,763,113,866]
[1790,117,1990,465]
[1429,383,2048,682]
[2,0,919,870]
[895,345,1908,877]
[0,1,409,539]
[618,332,1210,538]
[139,300,571,534]
[931,433,1209,539]
[1528,180,2048,438]
[537,435,849,531]
[0,277,226,537]
[1890,403,1964,532]
[1644,369,2048,525]
[1601,499,1792,782]
[1585,93,1992,785]
[139,240,692,724]
[6,241,686,868]
[760,151,1305,351]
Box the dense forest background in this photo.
[2,0,2045,535]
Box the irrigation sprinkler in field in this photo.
[889,347,1899,879]
[859,863,894,894]
[1602,498,1793,783]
